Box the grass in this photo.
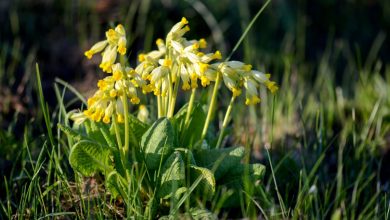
[1,0,390,219]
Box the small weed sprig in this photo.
[60,18,277,218]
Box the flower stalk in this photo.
[216,96,236,149]
[121,94,130,156]
[184,88,197,126]
[201,71,222,140]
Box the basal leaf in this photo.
[100,127,116,150]
[69,140,112,176]
[159,207,216,220]
[128,113,149,142]
[190,165,216,197]
[173,103,206,148]
[58,124,85,142]
[220,163,266,208]
[193,147,245,180]
[141,118,175,170]
[220,163,266,188]
[106,171,128,199]
[175,148,196,166]
[186,207,217,220]
[86,121,108,146]
[157,152,185,199]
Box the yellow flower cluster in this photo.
[81,18,278,124]
[135,17,221,96]
[83,64,147,123]
[205,61,278,105]
[83,24,149,123]
[84,24,127,73]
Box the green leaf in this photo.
[186,208,217,220]
[128,113,149,141]
[69,140,112,176]
[193,147,245,180]
[100,125,126,176]
[175,148,196,166]
[220,163,265,208]
[106,171,128,199]
[100,127,116,149]
[220,163,266,188]
[111,148,126,177]
[159,207,216,220]
[141,118,175,170]
[58,124,85,142]
[157,152,185,199]
[174,103,206,148]
[190,165,216,196]
[86,121,108,146]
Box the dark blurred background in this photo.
[1,1,390,216]
[0,0,389,133]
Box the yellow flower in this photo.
[69,110,88,126]
[84,40,108,59]
[245,96,261,105]
[243,78,260,105]
[199,38,207,48]
[167,17,190,41]
[99,45,117,73]
[117,36,127,55]
[84,24,127,73]
[137,105,149,123]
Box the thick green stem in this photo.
[201,71,222,140]
[121,94,130,156]
[216,96,236,149]
[184,88,196,126]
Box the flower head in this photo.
[84,24,127,73]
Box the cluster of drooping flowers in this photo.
[135,17,222,97]
[82,24,148,123]
[80,17,278,124]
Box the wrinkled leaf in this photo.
[186,207,217,220]
[87,121,108,145]
[175,148,196,166]
[58,124,85,142]
[141,118,175,170]
[190,165,216,197]
[158,152,185,199]
[220,163,266,188]
[194,147,245,180]
[221,163,266,208]
[159,207,216,220]
[69,140,111,176]
[128,113,149,141]
[106,171,128,199]
[174,103,206,148]
[100,127,116,149]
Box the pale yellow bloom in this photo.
[69,110,88,126]
[137,105,149,123]
[84,24,127,73]
[166,17,190,42]
[84,40,108,59]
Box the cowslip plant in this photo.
[60,18,277,218]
